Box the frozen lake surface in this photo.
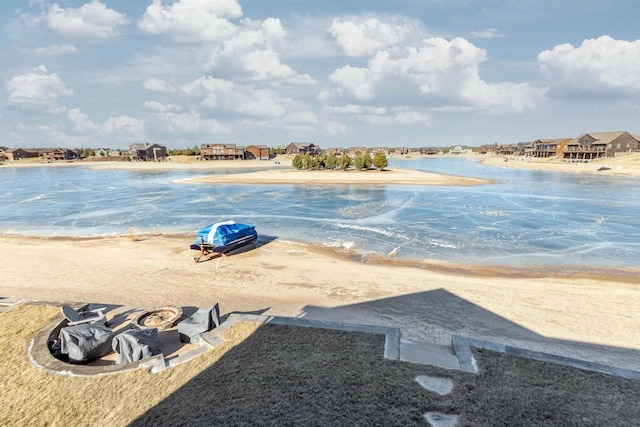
[2,158,638,272]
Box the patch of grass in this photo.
[0,304,260,426]
[452,349,640,426]
[2,304,639,426]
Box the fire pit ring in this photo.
[132,305,183,331]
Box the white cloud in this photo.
[329,65,374,100]
[43,130,93,148]
[271,109,321,135]
[233,89,287,116]
[139,0,241,42]
[138,4,310,86]
[538,35,640,95]
[277,15,338,59]
[144,101,182,112]
[359,112,429,126]
[45,1,128,39]
[151,111,229,134]
[181,76,287,116]
[323,121,348,134]
[30,44,77,56]
[329,37,546,113]
[68,108,153,140]
[261,17,287,42]
[238,48,297,82]
[328,16,419,57]
[6,65,73,113]
[205,17,315,85]
[101,115,145,139]
[282,111,319,124]
[394,111,430,124]
[142,78,177,94]
[329,104,387,115]
[68,108,99,132]
[317,90,331,103]
[181,76,234,108]
[470,28,504,39]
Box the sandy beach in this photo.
[0,155,292,170]
[481,152,640,176]
[179,167,492,186]
[1,234,638,372]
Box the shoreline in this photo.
[1,233,638,371]
[480,152,640,176]
[4,152,639,177]
[177,167,492,186]
[0,156,292,170]
[1,155,491,186]
[1,233,637,282]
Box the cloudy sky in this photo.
[1,0,639,150]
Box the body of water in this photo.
[1,158,639,274]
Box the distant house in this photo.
[394,147,410,155]
[478,145,493,155]
[285,142,320,155]
[1,148,39,161]
[449,145,471,155]
[494,143,531,156]
[374,147,391,154]
[516,142,533,156]
[325,147,345,156]
[531,138,571,158]
[201,143,243,160]
[245,145,270,160]
[347,147,368,157]
[563,131,638,160]
[40,148,79,162]
[419,147,440,155]
[129,143,167,161]
[494,144,518,155]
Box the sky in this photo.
[1,0,639,150]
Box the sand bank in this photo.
[179,167,492,186]
[481,153,640,176]
[0,155,292,170]
[1,234,638,371]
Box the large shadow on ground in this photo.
[129,289,640,425]
[129,323,447,426]
[303,288,539,341]
[299,288,640,369]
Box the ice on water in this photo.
[1,159,639,271]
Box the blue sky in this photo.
[1,0,639,150]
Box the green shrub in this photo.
[292,154,303,169]
[325,153,337,169]
[339,154,352,170]
[373,152,388,171]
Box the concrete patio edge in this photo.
[201,313,402,361]
[451,335,640,381]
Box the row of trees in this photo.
[168,146,200,156]
[292,151,388,171]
